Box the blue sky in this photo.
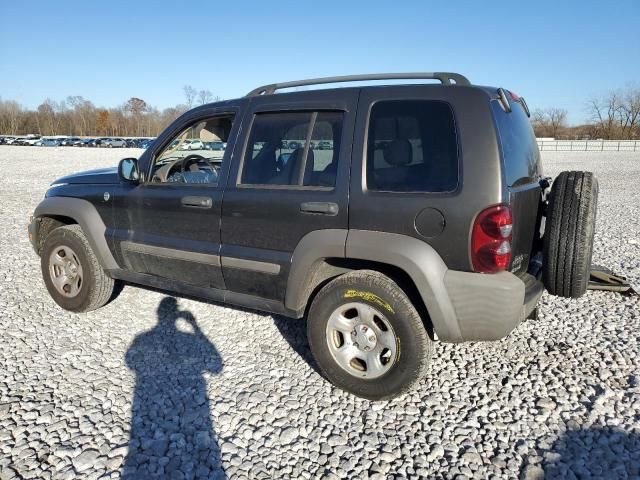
[1,0,638,124]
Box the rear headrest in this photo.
[384,139,412,166]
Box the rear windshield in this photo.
[491,100,541,187]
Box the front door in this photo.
[109,105,244,289]
[221,89,358,301]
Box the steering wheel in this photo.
[181,154,207,173]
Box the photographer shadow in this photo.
[122,297,225,479]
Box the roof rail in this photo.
[246,72,471,96]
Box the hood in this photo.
[52,167,119,185]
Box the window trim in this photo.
[362,99,461,195]
[236,109,343,190]
[144,111,236,188]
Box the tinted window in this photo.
[304,112,343,187]
[366,100,458,192]
[241,111,343,187]
[491,100,541,187]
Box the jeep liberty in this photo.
[29,73,598,399]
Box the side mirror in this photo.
[118,157,140,184]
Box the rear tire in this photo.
[543,171,598,298]
[307,270,432,400]
[41,225,117,312]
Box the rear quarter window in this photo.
[491,100,541,187]
[366,100,459,193]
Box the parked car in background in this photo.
[206,141,225,151]
[40,138,62,147]
[103,138,127,148]
[90,138,110,147]
[138,139,154,149]
[22,136,42,146]
[179,139,205,150]
[317,140,332,150]
[61,137,81,146]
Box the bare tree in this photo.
[531,108,567,138]
[96,110,109,135]
[531,109,548,137]
[198,90,214,105]
[125,97,148,136]
[547,108,567,138]
[36,99,64,135]
[618,85,640,139]
[183,85,197,109]
[587,91,620,139]
[66,96,95,136]
[0,99,24,135]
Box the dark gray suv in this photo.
[28,73,598,399]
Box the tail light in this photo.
[471,205,513,273]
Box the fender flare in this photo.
[34,197,119,270]
[345,230,462,342]
[285,229,463,342]
[285,229,348,315]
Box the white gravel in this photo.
[0,146,638,479]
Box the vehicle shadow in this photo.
[271,314,322,376]
[541,426,640,479]
[121,297,225,479]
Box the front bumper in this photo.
[28,215,40,254]
[443,270,544,342]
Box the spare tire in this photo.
[543,171,598,298]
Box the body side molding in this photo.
[121,241,221,266]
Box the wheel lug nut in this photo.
[362,326,368,332]
[363,346,370,351]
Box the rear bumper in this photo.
[441,270,543,342]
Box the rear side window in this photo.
[491,100,541,187]
[240,111,343,187]
[366,100,458,192]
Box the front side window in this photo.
[366,100,458,192]
[240,111,343,187]
[150,115,234,185]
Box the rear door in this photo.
[221,89,358,301]
[491,97,544,275]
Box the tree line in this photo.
[532,84,640,140]
[1,83,638,140]
[0,86,219,137]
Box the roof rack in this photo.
[246,72,471,97]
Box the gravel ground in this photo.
[0,146,638,479]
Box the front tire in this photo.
[307,270,432,400]
[41,225,117,312]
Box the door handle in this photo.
[300,202,339,216]
[181,196,213,208]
